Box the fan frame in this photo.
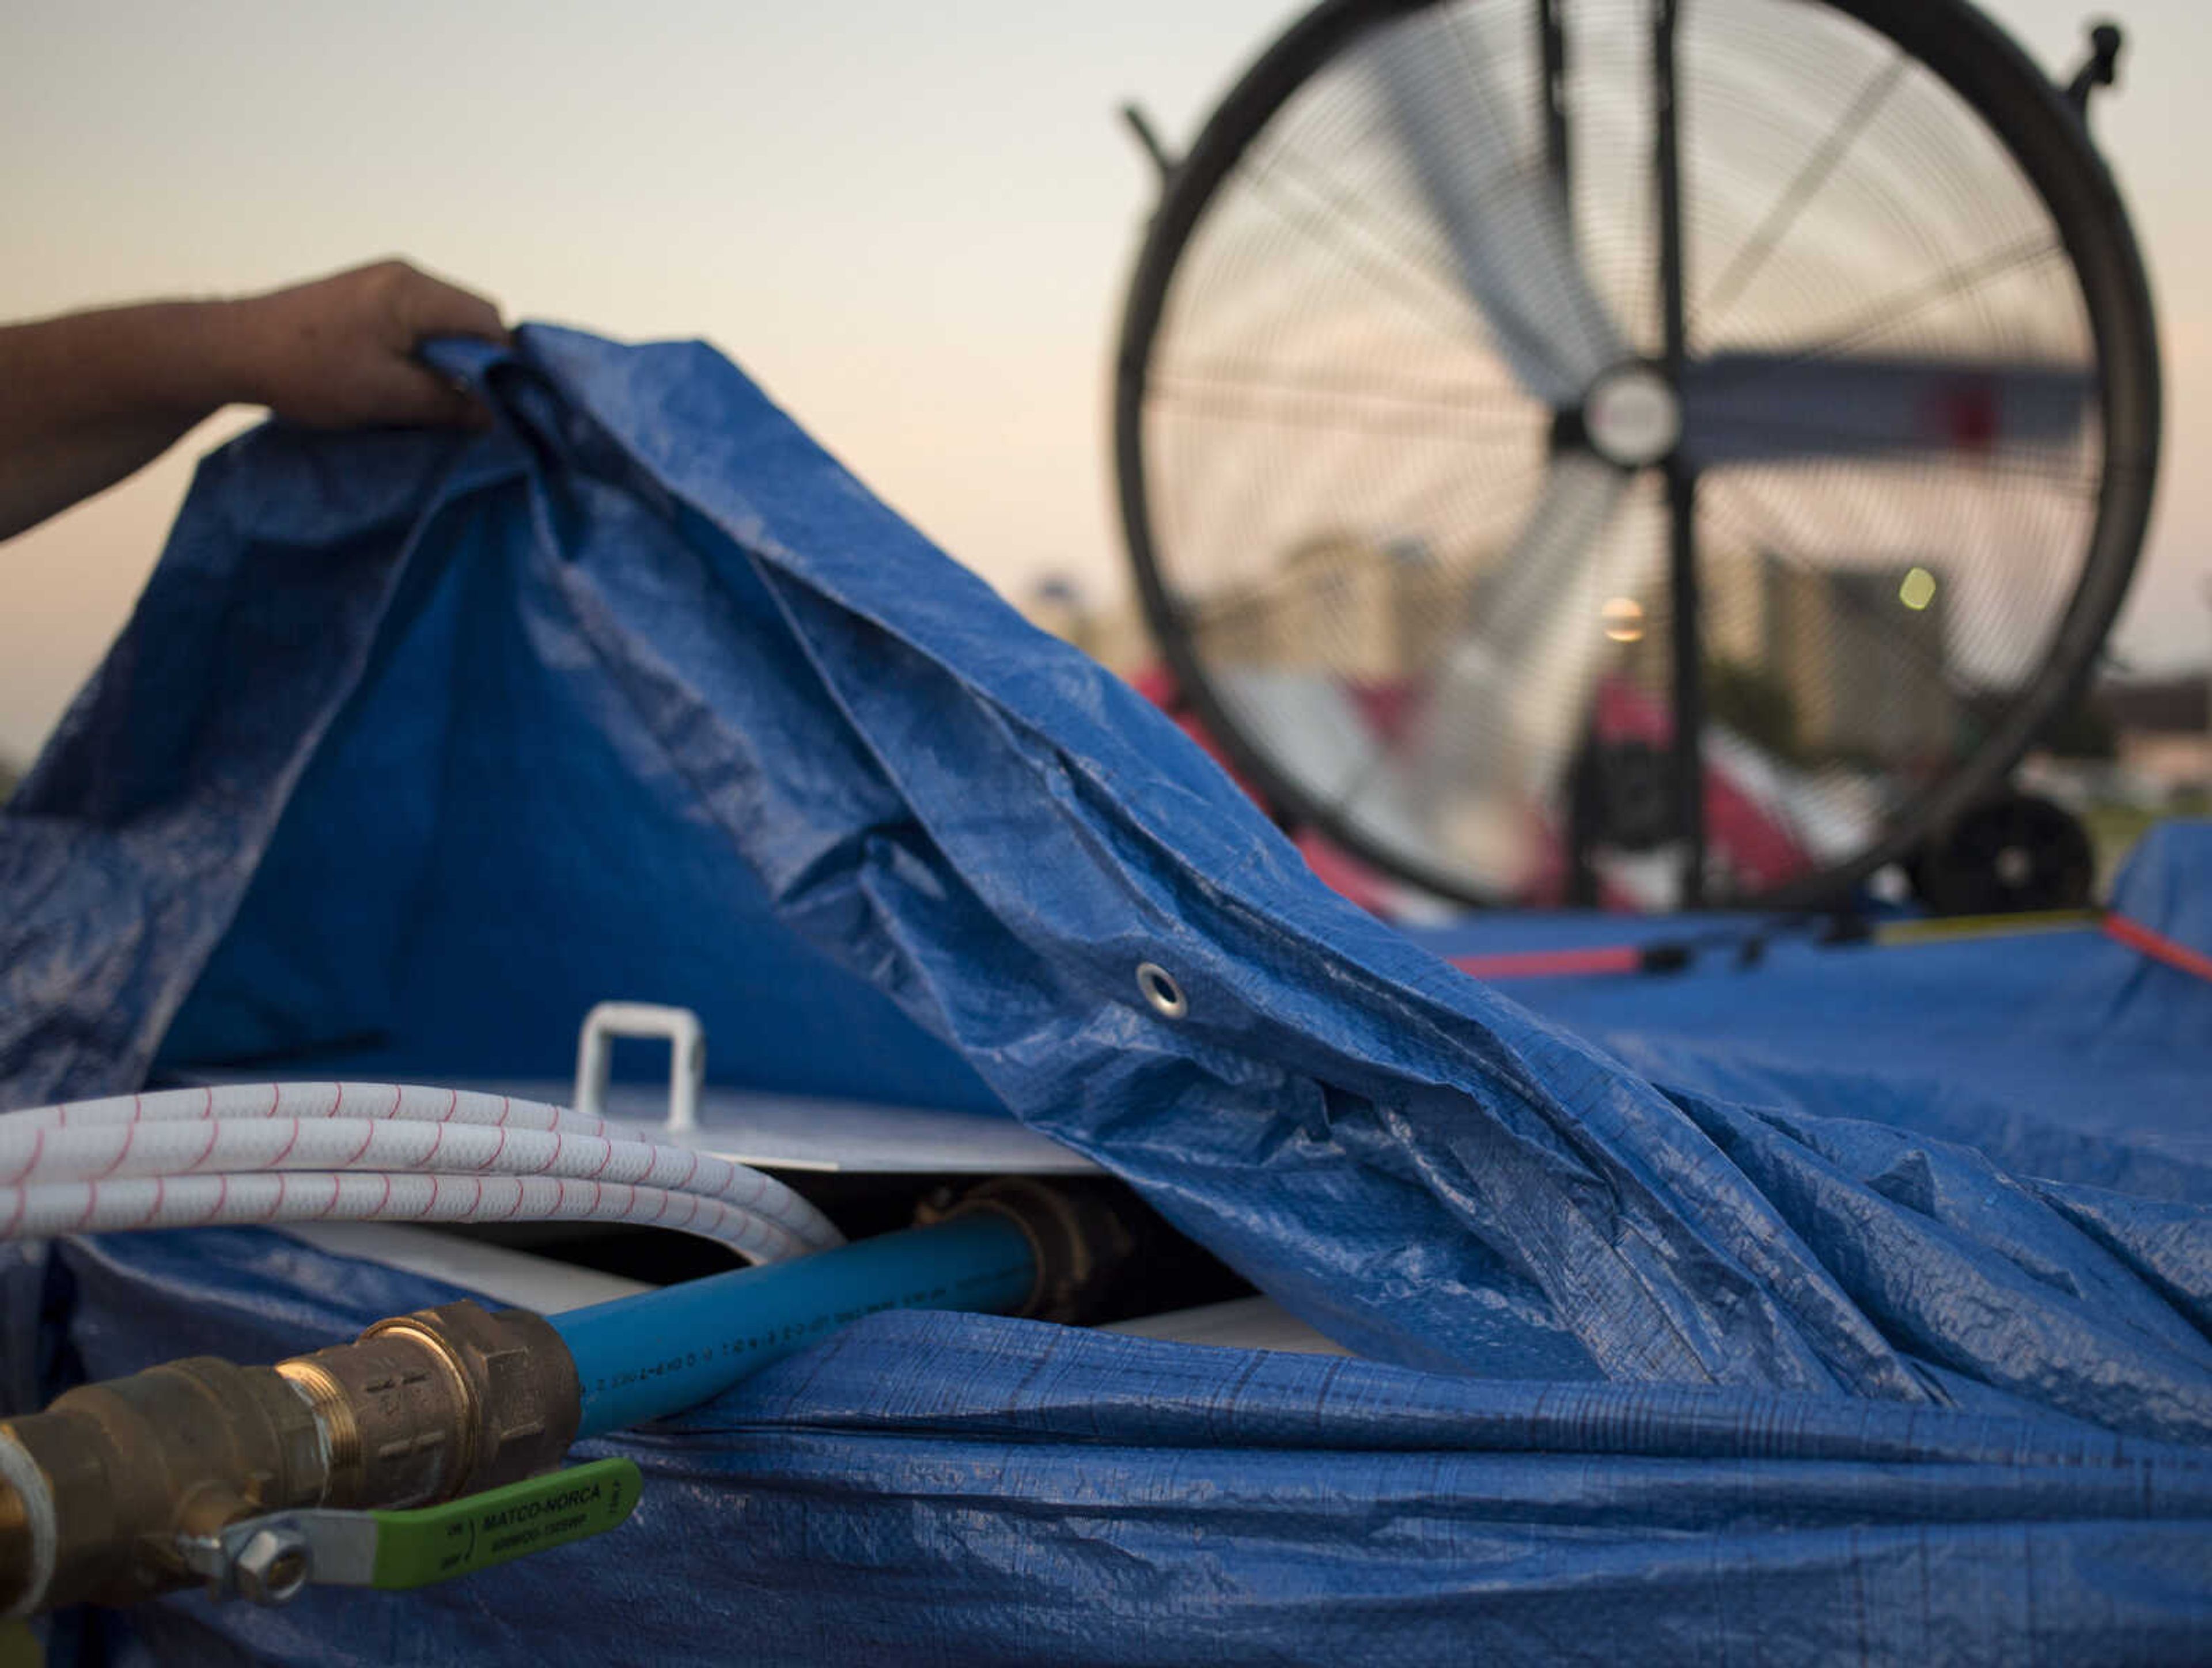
[1113,0,2162,910]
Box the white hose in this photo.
[6,1082,605,1136]
[0,1117,825,1233]
[0,1082,842,1260]
[0,1173,810,1261]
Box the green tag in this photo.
[369,1459,642,1590]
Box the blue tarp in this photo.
[3,327,2208,1662]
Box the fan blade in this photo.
[1208,665,1440,867]
[1203,456,1633,891]
[1366,15,1625,407]
[1401,453,1637,885]
[1677,355,2091,468]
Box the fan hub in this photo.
[1581,365,1682,469]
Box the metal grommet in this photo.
[1135,962,1187,1019]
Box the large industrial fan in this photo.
[1116,0,2159,909]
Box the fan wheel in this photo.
[1116,0,2159,911]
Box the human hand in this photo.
[224,259,509,430]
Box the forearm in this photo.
[0,300,256,542]
[0,409,207,543]
[0,262,505,545]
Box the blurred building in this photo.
[1020,576,1153,675]
[1699,549,1956,764]
[1187,534,1460,681]
[2104,672,2212,801]
[1032,537,1961,779]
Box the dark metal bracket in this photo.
[2065,21,2124,119]
[1120,102,1179,187]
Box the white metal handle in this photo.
[573,1003,706,1134]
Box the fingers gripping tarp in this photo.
[2,328,2207,1659]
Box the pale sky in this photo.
[2,0,2206,767]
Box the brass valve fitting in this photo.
[0,1300,579,1617]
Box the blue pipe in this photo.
[551,1212,1036,1438]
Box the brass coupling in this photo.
[929,1178,1139,1326]
[0,1299,580,1617]
[279,1301,579,1510]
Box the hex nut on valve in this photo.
[232,1525,312,1606]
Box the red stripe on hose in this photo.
[10,1127,43,1186]
[96,1122,138,1180]
[2104,913,2212,985]
[1448,945,1644,980]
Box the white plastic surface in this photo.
[574,1002,704,1134]
[443,1079,1100,1176]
